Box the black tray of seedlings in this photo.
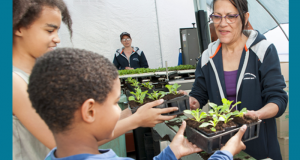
[128,95,190,116]
[185,120,262,153]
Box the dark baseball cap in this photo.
[120,32,131,40]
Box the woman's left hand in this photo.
[244,110,260,119]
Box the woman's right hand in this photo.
[189,96,200,110]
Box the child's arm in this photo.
[153,121,201,160]
[97,99,178,146]
[13,73,56,149]
[206,125,247,160]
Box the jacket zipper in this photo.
[120,50,135,67]
[210,45,249,105]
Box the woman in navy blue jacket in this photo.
[113,32,149,70]
[188,0,288,159]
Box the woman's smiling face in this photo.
[213,0,247,45]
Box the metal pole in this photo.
[165,61,169,81]
[256,0,289,41]
[154,0,164,67]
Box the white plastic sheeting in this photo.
[58,0,196,68]
[264,24,289,62]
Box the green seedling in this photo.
[142,82,154,90]
[165,83,181,95]
[200,115,224,132]
[208,102,223,116]
[220,98,242,114]
[232,108,248,118]
[184,109,207,122]
[131,81,140,88]
[128,88,148,104]
[118,65,196,76]
[147,91,166,100]
[219,113,234,124]
[126,77,136,84]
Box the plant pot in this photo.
[128,95,190,115]
[239,120,262,142]
[221,125,239,144]
[198,128,225,137]
[185,125,240,153]
[185,120,262,153]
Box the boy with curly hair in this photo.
[28,48,247,160]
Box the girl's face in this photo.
[15,6,62,58]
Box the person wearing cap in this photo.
[113,32,149,70]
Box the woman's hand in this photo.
[178,90,188,95]
[178,91,200,110]
[244,110,260,119]
[189,96,200,110]
[125,67,134,70]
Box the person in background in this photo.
[113,32,149,70]
[28,48,248,160]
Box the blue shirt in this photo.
[209,151,233,160]
[45,146,232,160]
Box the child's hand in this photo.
[169,121,202,159]
[135,99,178,127]
[221,125,247,156]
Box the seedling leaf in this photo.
[200,122,210,128]
[184,110,192,114]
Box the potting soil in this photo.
[186,117,229,134]
[233,115,259,124]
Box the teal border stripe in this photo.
[290,0,297,159]
[1,0,12,159]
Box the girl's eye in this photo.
[48,30,54,33]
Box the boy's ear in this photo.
[14,27,24,37]
[81,99,97,123]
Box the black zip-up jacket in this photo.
[190,30,288,160]
[113,47,149,70]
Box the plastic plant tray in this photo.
[154,71,177,76]
[128,95,190,115]
[239,120,262,142]
[185,120,262,154]
[176,69,196,74]
[119,72,155,79]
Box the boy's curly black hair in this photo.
[13,0,72,37]
[27,48,119,133]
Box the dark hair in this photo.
[120,32,131,40]
[27,48,119,133]
[211,0,249,36]
[13,0,73,37]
